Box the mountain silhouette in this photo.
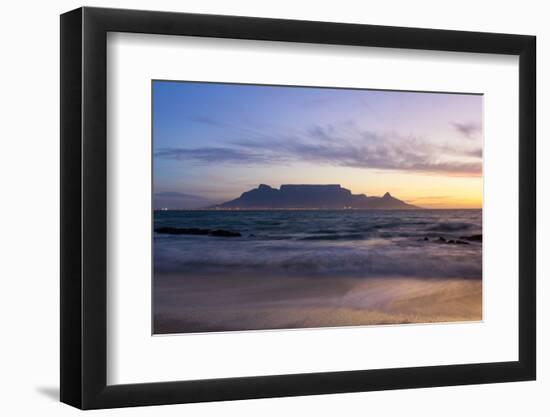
[211,184,419,209]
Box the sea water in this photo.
[153,209,482,280]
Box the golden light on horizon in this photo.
[215,163,484,210]
[341,169,483,209]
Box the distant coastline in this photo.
[154,207,481,211]
[155,184,439,210]
[153,207,483,212]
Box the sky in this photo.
[153,80,483,209]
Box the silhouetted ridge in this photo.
[211,184,419,209]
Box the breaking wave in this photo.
[154,209,482,279]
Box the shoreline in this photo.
[153,274,482,334]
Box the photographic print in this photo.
[152,81,483,334]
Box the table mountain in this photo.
[211,184,419,209]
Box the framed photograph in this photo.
[60,7,536,409]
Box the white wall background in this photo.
[0,0,545,415]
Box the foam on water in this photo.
[154,209,482,279]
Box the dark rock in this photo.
[443,239,470,245]
[209,229,242,237]
[155,227,210,235]
[155,227,241,237]
[424,236,429,241]
[459,234,482,242]
[436,236,447,243]
[455,240,469,245]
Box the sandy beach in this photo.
[153,274,482,334]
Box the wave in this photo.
[153,209,482,280]
[154,238,482,279]
[300,233,366,241]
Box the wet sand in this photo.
[153,274,482,334]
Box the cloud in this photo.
[155,191,199,198]
[188,115,226,127]
[154,191,217,209]
[154,147,279,164]
[307,124,337,141]
[286,138,481,176]
[155,123,482,177]
[464,148,482,158]
[302,97,331,108]
[452,122,482,138]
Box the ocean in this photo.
[153,209,482,280]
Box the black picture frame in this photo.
[60,6,536,410]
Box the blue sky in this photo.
[153,80,482,209]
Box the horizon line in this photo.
[153,207,482,211]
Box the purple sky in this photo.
[153,81,483,209]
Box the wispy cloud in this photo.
[188,115,226,127]
[153,190,217,209]
[302,97,331,108]
[155,191,199,198]
[452,121,482,138]
[156,122,482,177]
[154,147,281,164]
